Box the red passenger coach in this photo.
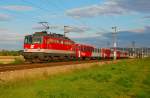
[122,51,128,58]
[75,44,94,59]
[101,48,111,59]
[116,51,121,59]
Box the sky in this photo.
[0,0,150,50]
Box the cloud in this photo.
[120,26,150,34]
[69,33,100,39]
[0,28,25,50]
[0,28,8,32]
[66,0,150,18]
[117,0,150,13]
[73,35,110,47]
[143,16,150,19]
[0,14,11,21]
[0,28,24,43]
[66,1,127,18]
[129,28,145,34]
[73,25,150,47]
[102,25,150,47]
[66,26,91,33]
[1,5,33,11]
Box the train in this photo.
[23,31,128,62]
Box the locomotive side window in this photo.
[33,37,42,44]
[64,41,72,45]
[47,38,53,44]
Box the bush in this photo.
[11,58,24,64]
[0,50,22,56]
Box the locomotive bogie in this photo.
[23,52,76,62]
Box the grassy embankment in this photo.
[0,56,24,64]
[0,58,150,98]
[0,50,24,64]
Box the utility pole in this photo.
[132,41,135,57]
[64,26,70,37]
[112,26,117,60]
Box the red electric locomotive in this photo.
[23,31,76,62]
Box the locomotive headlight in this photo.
[31,45,34,49]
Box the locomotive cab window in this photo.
[24,36,32,44]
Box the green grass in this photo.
[10,58,25,65]
[0,58,150,98]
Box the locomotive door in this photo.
[75,45,81,58]
[78,46,81,58]
[44,37,48,49]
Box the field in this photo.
[0,58,150,98]
[0,56,24,64]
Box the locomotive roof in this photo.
[76,43,95,48]
[33,31,74,42]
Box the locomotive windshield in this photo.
[24,36,32,44]
[24,36,42,44]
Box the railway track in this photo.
[0,60,102,72]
